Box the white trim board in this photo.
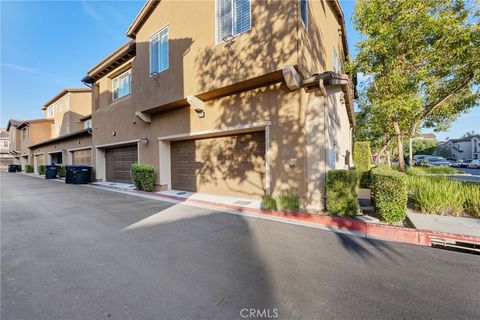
[95,139,140,149]
[67,146,92,152]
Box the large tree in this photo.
[352,0,480,171]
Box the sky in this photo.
[1,0,478,140]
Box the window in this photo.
[150,26,169,76]
[84,119,92,129]
[47,105,54,118]
[333,48,341,73]
[66,94,70,111]
[112,69,132,101]
[300,0,308,27]
[216,0,251,42]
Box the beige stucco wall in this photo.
[8,128,21,152]
[31,134,92,167]
[44,91,92,137]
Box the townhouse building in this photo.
[0,128,13,167]
[446,135,480,160]
[29,89,93,171]
[82,0,355,212]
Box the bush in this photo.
[353,141,372,188]
[58,165,66,178]
[371,167,407,223]
[408,177,478,217]
[326,170,359,217]
[38,164,45,175]
[25,164,34,173]
[131,163,156,192]
[261,195,277,210]
[406,166,458,176]
[277,191,300,211]
[463,184,480,218]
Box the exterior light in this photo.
[141,137,149,144]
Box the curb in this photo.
[89,183,480,247]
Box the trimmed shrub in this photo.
[326,169,359,217]
[408,177,478,217]
[353,141,372,188]
[25,164,34,173]
[131,163,156,192]
[371,167,407,223]
[58,165,66,178]
[463,184,480,218]
[38,164,45,175]
[277,191,300,211]
[406,166,458,176]
[261,195,277,210]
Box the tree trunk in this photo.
[392,119,405,171]
[386,149,391,167]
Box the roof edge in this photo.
[126,0,160,38]
[29,128,91,149]
[42,88,91,109]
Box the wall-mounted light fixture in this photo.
[187,95,206,119]
[112,131,116,136]
[141,137,149,144]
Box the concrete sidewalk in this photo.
[407,211,480,237]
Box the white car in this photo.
[467,159,480,169]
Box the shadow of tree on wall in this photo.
[190,0,328,202]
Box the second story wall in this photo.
[130,0,298,111]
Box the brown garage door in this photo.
[35,154,45,166]
[171,131,265,198]
[106,145,138,182]
[72,149,91,165]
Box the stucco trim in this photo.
[67,146,92,152]
[95,139,140,149]
[157,121,271,141]
[33,152,45,156]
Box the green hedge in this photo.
[131,163,156,192]
[38,164,45,175]
[277,191,300,211]
[58,165,66,178]
[261,195,277,210]
[406,166,458,176]
[371,167,407,223]
[326,169,359,216]
[354,141,372,188]
[25,164,34,173]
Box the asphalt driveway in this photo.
[1,173,479,320]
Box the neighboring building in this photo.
[82,0,355,212]
[16,119,54,169]
[29,89,92,171]
[0,128,13,167]
[419,133,437,141]
[6,119,24,165]
[42,88,92,138]
[446,135,480,160]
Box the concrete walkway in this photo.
[407,211,480,237]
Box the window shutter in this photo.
[300,0,308,26]
[218,0,233,41]
[234,0,250,35]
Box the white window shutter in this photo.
[218,0,233,41]
[234,0,250,35]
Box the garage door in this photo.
[171,131,265,198]
[35,154,45,166]
[72,149,91,165]
[106,145,138,182]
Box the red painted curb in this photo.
[90,183,480,247]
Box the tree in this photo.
[352,0,480,171]
[461,130,478,138]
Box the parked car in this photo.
[413,155,429,166]
[467,159,480,169]
[418,156,451,167]
[461,159,473,168]
[450,160,464,168]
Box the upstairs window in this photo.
[333,48,341,73]
[84,119,92,129]
[150,26,169,76]
[300,0,308,27]
[112,69,132,101]
[217,0,251,42]
[47,105,54,118]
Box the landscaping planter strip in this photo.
[89,182,480,247]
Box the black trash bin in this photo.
[65,165,75,184]
[8,164,19,172]
[45,165,59,179]
[73,165,92,184]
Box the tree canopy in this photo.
[352,0,480,170]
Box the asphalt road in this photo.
[1,173,479,320]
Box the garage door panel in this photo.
[171,131,265,198]
[72,149,91,165]
[106,145,138,183]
